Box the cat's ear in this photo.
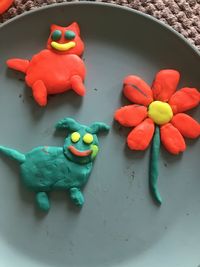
[55,118,81,132]
[69,22,80,35]
[50,24,59,32]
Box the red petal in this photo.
[152,69,180,102]
[114,105,147,127]
[123,75,153,106]
[171,113,200,139]
[160,123,186,154]
[127,118,155,150]
[169,87,200,114]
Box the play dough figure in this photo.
[7,23,86,106]
[0,0,13,14]
[0,118,110,211]
[114,70,200,204]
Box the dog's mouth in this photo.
[68,146,92,157]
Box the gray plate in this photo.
[0,2,199,267]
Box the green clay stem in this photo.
[149,125,162,205]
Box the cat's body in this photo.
[7,22,86,106]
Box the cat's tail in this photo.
[0,146,26,164]
[7,59,29,73]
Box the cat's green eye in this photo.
[51,30,62,41]
[65,30,76,40]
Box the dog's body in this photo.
[0,118,109,211]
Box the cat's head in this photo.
[47,22,84,56]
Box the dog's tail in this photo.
[0,146,26,164]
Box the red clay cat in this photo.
[7,22,86,106]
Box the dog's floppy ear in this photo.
[89,122,110,134]
[55,118,81,132]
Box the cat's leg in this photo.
[7,59,30,73]
[32,80,47,106]
[70,75,86,96]
[69,187,85,206]
[36,192,50,211]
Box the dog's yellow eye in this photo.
[83,133,93,144]
[71,132,80,143]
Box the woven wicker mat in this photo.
[0,0,200,50]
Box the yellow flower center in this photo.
[148,101,173,125]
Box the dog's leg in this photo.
[36,192,50,211]
[69,187,84,206]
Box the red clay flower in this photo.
[114,70,200,204]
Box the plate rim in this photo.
[0,2,200,267]
[0,1,200,58]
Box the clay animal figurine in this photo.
[0,118,110,211]
[7,22,86,106]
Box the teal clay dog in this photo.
[0,118,109,211]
